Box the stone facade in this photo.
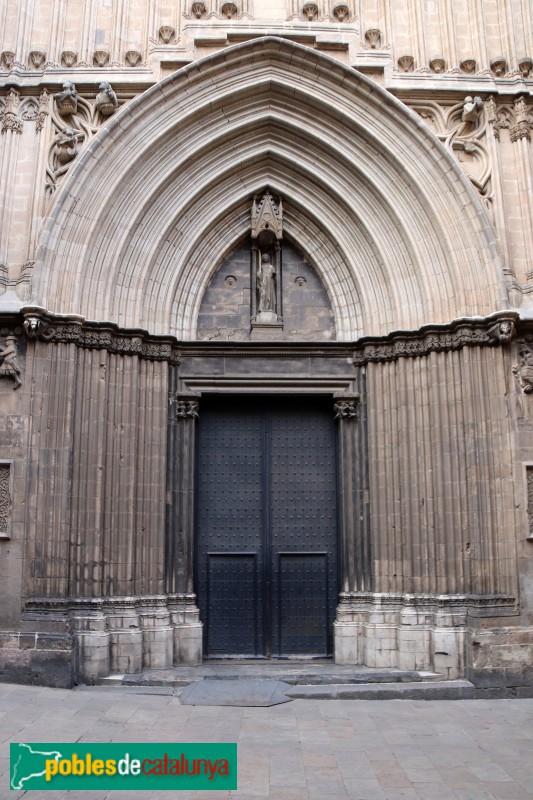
[1,1,533,688]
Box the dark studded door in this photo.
[196,395,338,658]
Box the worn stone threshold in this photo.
[96,659,444,688]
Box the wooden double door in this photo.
[196,395,338,658]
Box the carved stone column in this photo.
[0,89,22,270]
[165,378,202,665]
[333,390,371,664]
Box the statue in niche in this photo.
[257,253,276,314]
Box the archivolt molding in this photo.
[33,37,507,340]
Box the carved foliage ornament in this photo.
[176,400,199,419]
[352,316,516,367]
[527,467,533,540]
[159,25,176,43]
[1,88,22,134]
[0,464,10,537]
[334,400,357,420]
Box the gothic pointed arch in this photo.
[33,36,507,340]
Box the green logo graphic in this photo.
[10,743,237,791]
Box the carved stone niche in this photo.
[125,50,142,67]
[302,2,319,21]
[93,50,110,68]
[1,51,15,70]
[364,29,381,49]
[518,57,533,79]
[490,57,506,78]
[159,25,175,43]
[460,58,477,74]
[251,191,284,337]
[397,55,414,73]
[29,49,46,69]
[61,50,77,68]
[333,4,349,22]
[429,56,446,74]
[221,2,238,18]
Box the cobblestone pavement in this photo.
[1,683,533,800]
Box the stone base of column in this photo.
[333,593,515,679]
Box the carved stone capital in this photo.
[333,393,359,420]
[1,88,22,134]
[176,400,199,419]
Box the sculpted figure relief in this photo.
[257,253,276,314]
[55,81,78,115]
[95,82,118,116]
[0,336,21,389]
[54,126,81,165]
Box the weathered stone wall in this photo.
[197,238,335,340]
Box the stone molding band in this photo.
[24,594,198,613]
[17,308,519,364]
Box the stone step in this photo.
[97,660,445,689]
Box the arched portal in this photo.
[16,37,518,684]
[33,36,506,340]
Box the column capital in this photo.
[333,392,359,420]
